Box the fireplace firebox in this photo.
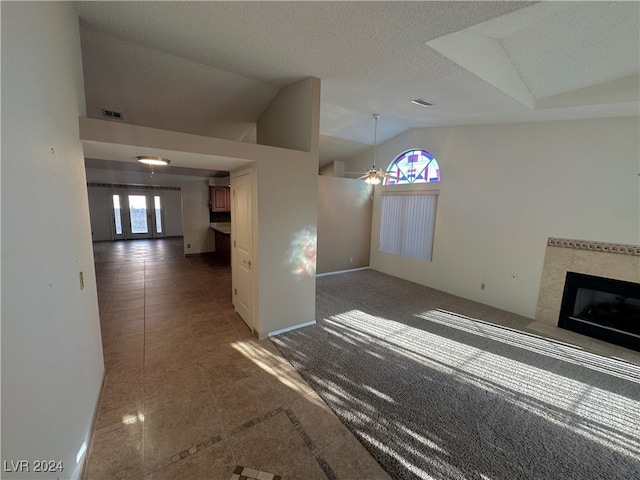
[559,272,640,352]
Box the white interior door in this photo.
[232,171,254,329]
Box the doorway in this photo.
[111,190,166,240]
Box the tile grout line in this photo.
[283,407,338,480]
[81,259,123,480]
[99,259,121,317]
[144,406,339,480]
[141,256,147,476]
[143,407,282,475]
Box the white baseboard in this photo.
[268,320,316,338]
[316,266,370,277]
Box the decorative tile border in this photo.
[230,465,281,480]
[146,406,338,480]
[547,237,640,256]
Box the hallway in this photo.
[85,238,388,479]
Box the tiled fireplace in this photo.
[536,238,640,350]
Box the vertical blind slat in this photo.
[380,193,437,260]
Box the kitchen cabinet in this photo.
[210,186,231,212]
[213,229,231,265]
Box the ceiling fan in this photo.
[346,114,397,185]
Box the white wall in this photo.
[253,78,321,337]
[180,180,216,254]
[257,78,320,154]
[319,160,345,177]
[255,155,318,337]
[1,3,104,478]
[87,186,113,241]
[163,189,184,237]
[317,176,372,273]
[345,117,640,320]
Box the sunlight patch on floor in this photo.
[359,430,439,480]
[420,309,640,383]
[327,309,640,461]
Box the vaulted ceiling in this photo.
[77,1,639,176]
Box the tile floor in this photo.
[85,238,390,480]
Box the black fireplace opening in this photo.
[559,272,640,352]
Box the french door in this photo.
[111,190,166,240]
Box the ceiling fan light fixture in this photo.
[137,156,171,166]
[364,172,382,185]
[345,113,397,184]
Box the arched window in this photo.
[384,149,440,185]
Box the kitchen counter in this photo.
[210,223,231,264]
[209,222,231,235]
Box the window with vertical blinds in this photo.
[379,191,438,261]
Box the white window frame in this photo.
[379,190,438,261]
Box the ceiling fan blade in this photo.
[344,167,391,182]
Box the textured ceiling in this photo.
[469,2,639,99]
[76,1,639,174]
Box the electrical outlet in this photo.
[187,244,191,249]
[480,283,485,290]
[79,271,84,290]
[350,257,353,263]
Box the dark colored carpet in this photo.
[271,270,640,480]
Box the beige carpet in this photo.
[272,270,640,480]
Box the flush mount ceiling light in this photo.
[136,156,171,165]
[137,156,171,178]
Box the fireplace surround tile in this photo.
[536,238,640,328]
[572,250,606,276]
[603,253,640,283]
[537,273,565,311]
[543,246,574,270]
[535,306,560,326]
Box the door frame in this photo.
[231,166,257,333]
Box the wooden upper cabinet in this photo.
[210,186,231,211]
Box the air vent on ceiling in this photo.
[411,99,433,107]
[102,109,123,120]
